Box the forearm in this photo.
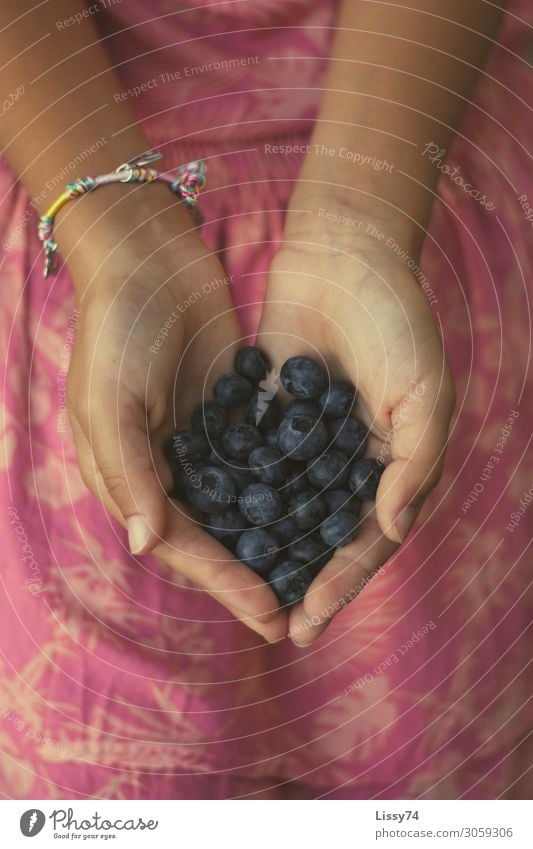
[289,0,506,255]
[0,1,155,196]
[0,0,194,273]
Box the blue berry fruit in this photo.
[186,466,236,514]
[235,528,279,576]
[165,429,208,465]
[285,399,322,419]
[307,449,349,490]
[234,346,270,383]
[280,355,328,399]
[269,561,312,606]
[239,483,283,526]
[265,428,279,449]
[289,489,328,530]
[204,508,248,550]
[245,391,281,431]
[320,380,356,418]
[279,469,308,503]
[164,350,379,606]
[289,535,332,576]
[320,510,359,547]
[349,458,384,500]
[206,442,227,465]
[248,446,287,486]
[271,515,299,545]
[277,413,328,460]
[329,417,367,459]
[191,401,227,439]
[169,461,198,497]
[324,489,360,516]
[218,458,255,491]
[213,373,253,408]
[222,423,263,461]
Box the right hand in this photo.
[59,184,288,643]
[258,207,455,645]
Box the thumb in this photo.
[376,367,455,543]
[89,395,170,555]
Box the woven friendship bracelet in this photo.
[37,150,206,278]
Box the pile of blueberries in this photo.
[164,347,383,607]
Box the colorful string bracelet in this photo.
[37,150,206,278]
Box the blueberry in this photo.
[280,355,328,399]
[203,508,248,550]
[234,346,270,383]
[278,469,308,503]
[245,391,281,431]
[329,417,367,459]
[222,423,263,461]
[277,413,328,461]
[218,458,255,491]
[320,380,356,418]
[271,515,299,545]
[306,449,350,490]
[165,429,208,465]
[324,489,361,516]
[208,445,259,490]
[168,461,198,498]
[269,560,312,606]
[191,401,228,439]
[205,442,228,465]
[235,528,279,576]
[265,428,279,449]
[239,483,283,526]
[285,399,322,419]
[213,373,253,408]
[186,466,236,514]
[320,510,359,547]
[248,446,287,486]
[289,489,328,530]
[289,535,333,576]
[349,458,384,500]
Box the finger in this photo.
[70,411,124,522]
[289,506,398,646]
[376,366,455,544]
[84,391,170,556]
[155,500,289,642]
[288,604,330,648]
[71,415,288,642]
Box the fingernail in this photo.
[393,504,418,542]
[127,515,151,554]
[291,639,310,649]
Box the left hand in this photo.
[258,209,455,646]
[61,188,288,644]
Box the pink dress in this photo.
[0,0,531,799]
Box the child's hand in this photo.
[258,214,455,645]
[61,189,288,643]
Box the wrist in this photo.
[285,115,446,262]
[53,180,207,294]
[283,188,426,264]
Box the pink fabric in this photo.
[0,0,532,799]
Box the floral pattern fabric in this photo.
[0,0,531,799]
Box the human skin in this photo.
[0,0,288,643]
[259,0,505,645]
[0,0,505,643]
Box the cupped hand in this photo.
[60,188,287,642]
[258,214,455,645]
